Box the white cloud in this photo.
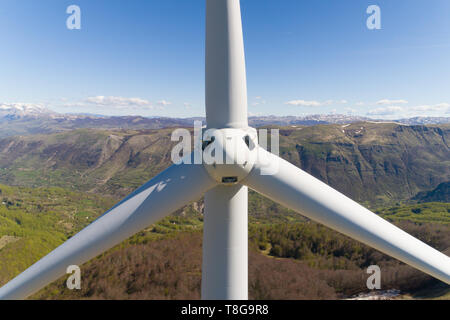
[157,100,172,107]
[0,102,50,115]
[286,100,322,107]
[85,96,153,108]
[183,102,192,109]
[367,106,404,116]
[285,99,348,107]
[355,102,365,106]
[0,102,46,111]
[410,103,450,113]
[345,107,358,114]
[376,99,408,105]
[252,96,267,106]
[366,102,450,118]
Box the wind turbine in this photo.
[1,0,449,300]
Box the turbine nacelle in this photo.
[202,127,258,185]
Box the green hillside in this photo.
[413,182,450,203]
[377,202,450,225]
[0,123,448,208]
[31,214,450,300]
[0,184,114,285]
[0,182,448,299]
[0,123,448,299]
[0,184,306,287]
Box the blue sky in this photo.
[1,0,449,119]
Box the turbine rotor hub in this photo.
[202,127,258,185]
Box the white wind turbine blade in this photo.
[0,156,217,300]
[243,147,450,284]
[206,0,248,128]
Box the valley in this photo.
[0,122,448,207]
[0,121,448,299]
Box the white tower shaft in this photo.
[202,185,248,300]
[202,0,250,300]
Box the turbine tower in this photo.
[1,0,449,300]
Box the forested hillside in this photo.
[31,211,450,300]
[0,122,448,299]
[0,122,448,207]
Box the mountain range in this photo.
[0,109,449,299]
[414,182,450,203]
[0,103,448,138]
[0,122,448,208]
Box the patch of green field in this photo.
[0,184,115,285]
[0,181,448,299]
[377,202,450,225]
[400,282,450,300]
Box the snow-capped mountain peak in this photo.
[0,103,55,117]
